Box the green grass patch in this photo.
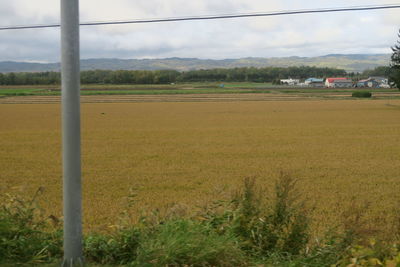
[0,88,45,96]
[221,82,274,89]
[81,84,183,90]
[135,219,247,266]
[0,87,271,96]
[79,89,268,95]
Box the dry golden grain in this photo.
[0,99,399,237]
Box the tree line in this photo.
[0,66,390,86]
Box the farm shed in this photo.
[369,77,390,88]
[356,79,379,88]
[356,77,388,88]
[305,78,324,87]
[369,76,388,84]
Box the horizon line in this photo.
[0,53,391,64]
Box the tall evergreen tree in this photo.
[390,29,400,89]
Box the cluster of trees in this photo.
[177,66,346,83]
[0,72,60,85]
[358,66,392,78]
[0,70,180,86]
[0,66,347,85]
[390,30,400,89]
[80,70,180,84]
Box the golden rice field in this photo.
[1,98,400,237]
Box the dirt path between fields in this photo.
[0,92,399,104]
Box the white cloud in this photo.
[0,0,399,62]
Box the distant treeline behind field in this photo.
[0,66,391,85]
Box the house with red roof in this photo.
[325,78,353,88]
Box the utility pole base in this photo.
[61,257,84,267]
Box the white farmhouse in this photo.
[280,78,300,86]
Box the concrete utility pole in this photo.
[60,0,83,265]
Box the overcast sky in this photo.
[0,0,399,62]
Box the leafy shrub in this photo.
[134,219,247,266]
[352,91,372,98]
[221,174,310,257]
[176,174,311,260]
[0,189,62,264]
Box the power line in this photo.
[1,4,400,31]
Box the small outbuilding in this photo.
[305,78,324,87]
[356,79,379,88]
[356,77,389,88]
[369,76,388,85]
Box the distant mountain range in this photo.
[0,54,391,73]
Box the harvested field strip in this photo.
[0,94,315,104]
[1,91,400,104]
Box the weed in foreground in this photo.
[229,174,310,257]
[134,219,247,267]
[0,188,62,265]
[2,174,400,266]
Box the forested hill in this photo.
[0,54,390,73]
